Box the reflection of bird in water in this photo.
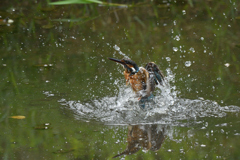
[113,125,166,158]
[108,58,165,109]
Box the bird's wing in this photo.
[145,62,165,86]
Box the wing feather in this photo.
[145,62,165,86]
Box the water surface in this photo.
[0,0,240,159]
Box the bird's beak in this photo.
[108,57,133,72]
[108,58,125,65]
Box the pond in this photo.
[0,0,240,159]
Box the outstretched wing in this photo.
[145,62,165,85]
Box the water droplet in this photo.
[185,61,191,67]
[166,57,171,61]
[200,144,206,147]
[71,36,76,39]
[173,20,176,25]
[221,129,224,133]
[189,47,195,53]
[174,35,180,41]
[224,63,230,67]
[113,45,120,51]
[182,10,186,15]
[173,47,178,52]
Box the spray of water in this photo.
[59,67,240,125]
[113,45,130,59]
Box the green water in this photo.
[0,0,240,159]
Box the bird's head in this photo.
[108,57,139,76]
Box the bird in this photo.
[108,57,165,109]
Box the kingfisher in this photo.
[108,57,165,109]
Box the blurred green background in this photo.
[0,0,240,159]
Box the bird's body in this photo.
[124,67,149,94]
[108,58,165,109]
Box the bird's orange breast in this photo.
[124,70,147,93]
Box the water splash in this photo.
[113,44,130,59]
[59,68,240,125]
